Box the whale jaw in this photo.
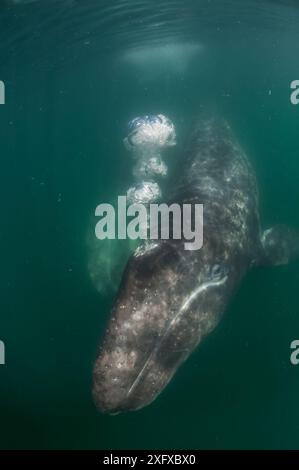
[93,240,232,414]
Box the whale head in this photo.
[93,238,233,414]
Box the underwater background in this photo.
[1,0,299,450]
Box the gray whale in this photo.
[93,118,299,413]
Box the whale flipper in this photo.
[260,225,299,266]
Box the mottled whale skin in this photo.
[93,118,298,414]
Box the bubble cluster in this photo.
[126,181,161,205]
[124,114,176,152]
[124,114,176,205]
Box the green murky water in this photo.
[1,0,299,450]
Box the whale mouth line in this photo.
[126,274,228,400]
[179,274,228,314]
